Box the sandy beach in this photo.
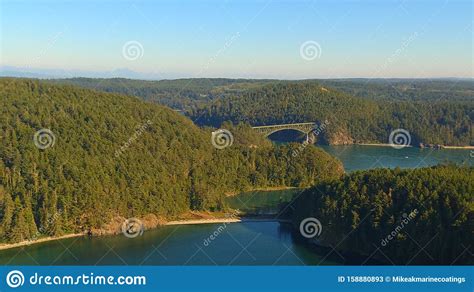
[442,145,474,149]
[0,216,292,251]
[165,218,242,225]
[356,143,403,147]
[0,218,242,251]
[165,217,290,226]
[357,143,474,149]
[0,233,85,251]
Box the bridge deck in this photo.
[252,122,315,129]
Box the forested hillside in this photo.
[51,78,474,108]
[190,83,473,146]
[0,78,343,243]
[283,165,474,265]
[51,78,473,146]
[49,78,271,110]
[317,79,474,101]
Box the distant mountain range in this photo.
[0,66,164,80]
[1,65,473,81]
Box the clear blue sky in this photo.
[1,0,472,79]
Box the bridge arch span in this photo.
[252,122,316,138]
[263,127,308,137]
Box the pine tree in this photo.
[8,197,29,243]
[0,187,14,240]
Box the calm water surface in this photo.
[1,145,471,265]
[0,222,340,265]
[319,145,472,172]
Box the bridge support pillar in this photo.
[306,132,316,144]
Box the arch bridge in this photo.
[252,122,316,138]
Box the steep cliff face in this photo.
[320,128,354,145]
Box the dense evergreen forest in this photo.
[50,78,271,110]
[317,78,474,101]
[0,78,343,243]
[283,165,474,265]
[190,83,473,146]
[51,78,473,146]
[51,78,474,108]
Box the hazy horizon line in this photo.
[1,65,473,82]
